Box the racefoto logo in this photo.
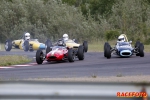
[117,92,148,97]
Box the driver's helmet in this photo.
[118,35,125,42]
[63,33,69,41]
[57,39,65,46]
[24,32,30,41]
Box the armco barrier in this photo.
[0,81,149,100]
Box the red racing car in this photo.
[36,43,84,64]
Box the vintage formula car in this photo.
[5,33,50,52]
[36,40,84,64]
[104,34,144,59]
[65,39,88,53]
[53,39,88,53]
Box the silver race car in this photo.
[104,34,144,59]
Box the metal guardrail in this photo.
[0,81,149,100]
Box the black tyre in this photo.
[5,39,12,51]
[83,41,88,52]
[45,39,52,54]
[135,41,140,56]
[36,49,44,64]
[23,40,29,52]
[135,41,141,56]
[68,48,75,62]
[106,44,111,59]
[139,43,144,57]
[77,45,84,60]
[104,42,109,57]
[135,41,140,48]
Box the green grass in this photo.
[0,55,32,66]
[0,43,4,51]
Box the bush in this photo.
[0,0,103,43]
[105,30,120,41]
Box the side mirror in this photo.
[129,41,132,44]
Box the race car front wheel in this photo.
[139,43,144,57]
[68,48,75,62]
[135,41,140,56]
[23,40,29,52]
[36,49,44,64]
[5,39,12,51]
[104,42,109,57]
[105,44,111,59]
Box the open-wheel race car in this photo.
[5,32,50,52]
[104,34,144,59]
[64,39,88,53]
[36,39,84,64]
[53,39,88,53]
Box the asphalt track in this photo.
[0,50,150,80]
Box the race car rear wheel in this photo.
[68,48,75,62]
[36,49,44,64]
[83,41,88,52]
[104,42,109,57]
[106,44,111,59]
[77,45,84,60]
[45,39,52,54]
[139,43,144,57]
[23,40,29,52]
[5,39,12,51]
[45,39,52,48]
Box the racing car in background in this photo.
[5,33,50,52]
[65,39,88,52]
[36,39,84,64]
[104,34,144,59]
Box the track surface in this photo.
[0,51,150,80]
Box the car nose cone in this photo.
[39,44,46,49]
[120,50,132,56]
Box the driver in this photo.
[57,39,66,46]
[116,35,126,47]
[62,33,69,41]
[24,32,30,41]
[117,35,125,42]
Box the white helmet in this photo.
[24,32,30,41]
[118,35,125,42]
[63,33,69,41]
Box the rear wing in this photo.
[0,81,149,100]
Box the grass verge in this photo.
[0,43,4,51]
[27,75,150,83]
[0,55,32,66]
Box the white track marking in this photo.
[0,67,14,69]
[12,65,34,67]
[0,60,47,69]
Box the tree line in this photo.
[0,0,150,44]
